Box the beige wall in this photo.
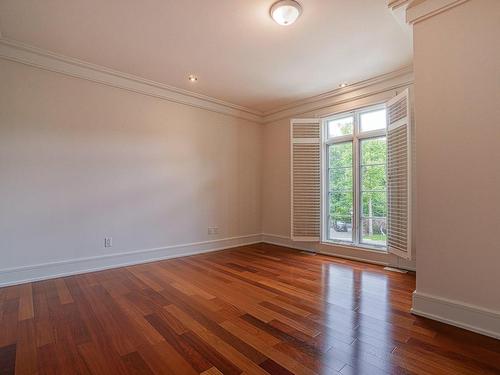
[262,118,290,237]
[413,0,500,311]
[0,59,262,271]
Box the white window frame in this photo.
[321,103,388,252]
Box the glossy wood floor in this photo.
[1,243,500,375]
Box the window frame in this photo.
[322,104,388,251]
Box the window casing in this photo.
[322,104,388,251]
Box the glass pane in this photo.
[361,192,387,217]
[330,192,353,217]
[329,167,353,192]
[328,141,353,243]
[329,142,352,169]
[360,109,386,132]
[329,216,353,242]
[360,217,387,247]
[361,165,386,191]
[361,137,386,165]
[327,116,353,138]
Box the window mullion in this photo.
[325,135,353,145]
[353,113,360,246]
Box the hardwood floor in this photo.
[1,243,499,375]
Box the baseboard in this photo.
[0,234,262,287]
[261,233,417,270]
[412,291,500,339]
[261,233,318,253]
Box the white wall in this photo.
[412,0,500,328]
[0,59,262,283]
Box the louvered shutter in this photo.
[290,119,321,241]
[386,89,412,259]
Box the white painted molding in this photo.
[0,234,262,287]
[261,233,416,271]
[262,66,414,123]
[387,0,414,31]
[0,37,414,125]
[0,38,264,123]
[412,291,500,339]
[262,233,318,253]
[387,0,412,10]
[406,0,469,24]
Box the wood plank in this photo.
[220,320,317,375]
[200,367,224,375]
[17,284,34,322]
[0,344,16,375]
[0,297,19,348]
[182,331,242,375]
[165,304,269,375]
[14,319,37,375]
[54,279,74,305]
[121,351,155,375]
[144,312,213,373]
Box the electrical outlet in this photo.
[104,237,112,248]
[208,226,219,235]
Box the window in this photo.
[290,89,411,257]
[327,116,353,137]
[324,105,387,250]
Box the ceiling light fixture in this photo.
[188,74,198,82]
[339,82,348,88]
[270,0,302,26]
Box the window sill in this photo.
[321,240,388,254]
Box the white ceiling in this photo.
[0,0,412,113]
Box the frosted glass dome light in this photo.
[270,0,302,26]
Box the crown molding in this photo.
[407,0,469,24]
[261,65,414,123]
[387,0,412,11]
[0,38,264,123]
[0,37,414,125]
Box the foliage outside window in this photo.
[325,106,387,250]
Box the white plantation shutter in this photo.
[386,89,412,259]
[291,119,321,241]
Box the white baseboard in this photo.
[412,291,500,339]
[261,233,416,271]
[1,233,413,287]
[261,233,319,252]
[0,234,262,287]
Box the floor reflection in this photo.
[317,262,396,374]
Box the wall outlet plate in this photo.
[104,237,112,248]
[208,227,219,235]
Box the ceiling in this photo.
[0,0,412,113]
